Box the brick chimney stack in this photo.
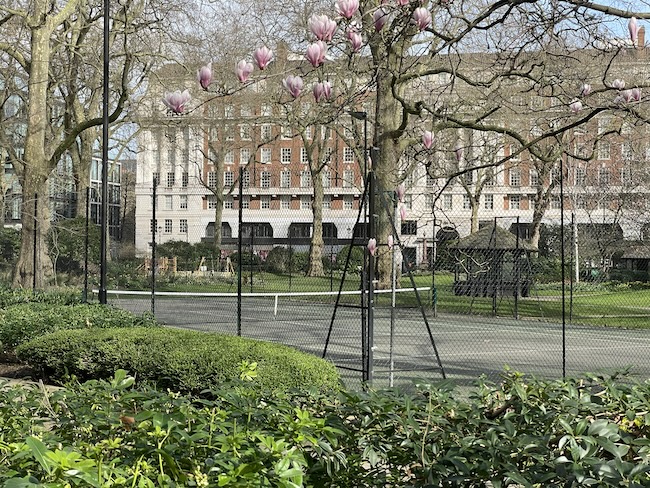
[638,26,645,48]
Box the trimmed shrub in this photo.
[0,286,83,309]
[0,303,157,351]
[17,327,341,393]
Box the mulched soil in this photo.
[0,352,36,380]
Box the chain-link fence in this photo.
[3,165,650,390]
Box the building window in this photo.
[224,196,233,209]
[301,195,311,209]
[281,196,291,209]
[425,194,434,211]
[208,196,218,209]
[261,147,272,164]
[300,147,309,164]
[224,125,234,141]
[281,125,292,140]
[224,150,234,164]
[343,170,354,188]
[322,170,331,188]
[343,147,354,162]
[242,195,250,209]
[164,219,172,233]
[509,168,521,186]
[208,171,217,189]
[304,126,312,139]
[300,170,312,188]
[281,170,291,188]
[240,148,251,165]
[261,195,271,209]
[323,195,331,209]
[484,194,494,210]
[529,170,539,187]
[261,103,272,116]
[179,195,187,209]
[224,171,234,187]
[181,172,188,188]
[621,167,632,185]
[224,104,234,118]
[165,195,173,210]
[575,195,586,209]
[150,219,158,234]
[575,167,586,186]
[152,172,159,185]
[597,141,610,160]
[343,195,353,209]
[261,171,271,188]
[484,168,495,186]
[401,220,417,235]
[599,167,610,185]
[443,194,453,210]
[551,166,561,184]
[166,172,175,188]
[551,195,561,209]
[281,148,292,164]
[261,124,272,140]
[463,170,474,186]
[240,104,252,117]
[621,142,633,160]
[509,194,521,209]
[426,173,436,188]
[404,194,412,210]
[242,169,250,189]
[179,219,188,233]
[463,195,471,209]
[240,124,252,140]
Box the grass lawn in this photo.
[125,270,650,329]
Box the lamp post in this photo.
[99,0,110,304]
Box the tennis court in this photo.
[106,289,650,388]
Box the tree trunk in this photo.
[212,151,225,268]
[13,22,54,288]
[307,169,324,276]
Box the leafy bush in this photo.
[264,246,292,273]
[17,327,341,393]
[1,370,650,487]
[336,244,363,271]
[0,227,20,263]
[0,286,83,308]
[0,303,157,351]
[48,217,101,274]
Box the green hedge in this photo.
[0,303,157,351]
[0,286,83,308]
[16,327,341,393]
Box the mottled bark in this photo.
[307,168,324,277]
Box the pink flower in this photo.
[387,235,394,250]
[162,90,191,114]
[632,87,642,101]
[397,0,409,5]
[422,130,434,149]
[253,46,274,70]
[313,81,332,102]
[235,60,254,83]
[569,100,582,113]
[197,63,212,90]
[612,79,625,90]
[396,183,405,202]
[454,142,463,162]
[373,8,389,31]
[629,17,639,45]
[306,41,327,67]
[619,89,634,103]
[335,0,359,19]
[399,205,407,221]
[347,29,363,52]
[580,83,591,97]
[412,7,431,31]
[309,14,337,41]
[367,238,377,256]
[283,75,304,98]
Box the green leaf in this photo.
[25,437,53,476]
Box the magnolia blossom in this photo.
[632,87,642,101]
[387,235,394,250]
[397,0,410,5]
[612,79,625,90]
[335,0,359,19]
[235,60,254,83]
[162,90,191,114]
[422,130,434,149]
[306,41,327,67]
[197,63,212,90]
[253,46,273,70]
[283,75,304,98]
[580,83,591,97]
[569,99,582,112]
[396,183,405,202]
[454,142,464,162]
[367,238,377,256]
[412,7,431,31]
[373,8,389,31]
[347,29,363,52]
[309,14,337,41]
[313,81,332,102]
[629,17,639,45]
[399,205,407,221]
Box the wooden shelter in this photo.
[449,225,537,298]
